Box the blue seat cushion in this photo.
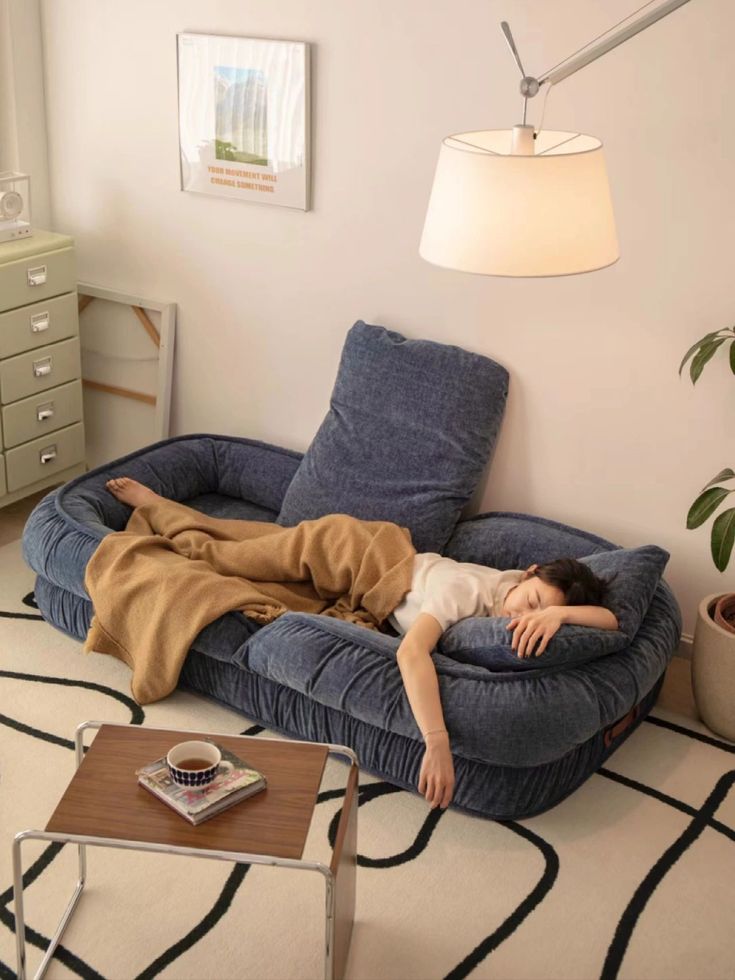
[276,320,510,553]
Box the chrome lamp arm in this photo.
[503,0,693,103]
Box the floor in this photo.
[0,486,55,548]
[0,488,700,724]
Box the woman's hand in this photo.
[418,735,455,809]
[507,607,565,658]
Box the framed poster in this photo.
[177,33,311,210]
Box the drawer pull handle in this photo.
[30,312,50,333]
[27,265,48,287]
[37,402,55,421]
[40,445,58,465]
[33,357,52,378]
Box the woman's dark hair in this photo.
[531,558,617,607]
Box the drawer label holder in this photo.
[30,312,50,333]
[27,265,48,287]
[32,356,53,378]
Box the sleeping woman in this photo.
[105,477,619,813]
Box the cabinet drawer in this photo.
[5,422,85,493]
[1,380,83,449]
[0,336,81,405]
[0,247,76,313]
[0,292,78,359]
[0,454,5,497]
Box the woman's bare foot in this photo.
[105,477,161,508]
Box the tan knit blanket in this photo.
[83,498,416,705]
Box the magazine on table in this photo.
[135,742,267,825]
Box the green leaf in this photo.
[711,507,735,572]
[687,485,733,529]
[730,339,735,375]
[700,468,735,492]
[678,331,724,376]
[689,337,727,384]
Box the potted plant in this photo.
[679,326,735,739]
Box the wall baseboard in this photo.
[675,634,693,661]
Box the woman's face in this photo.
[502,566,566,616]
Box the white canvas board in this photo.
[77,284,176,470]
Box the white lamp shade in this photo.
[419,130,620,277]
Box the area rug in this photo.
[1,536,734,980]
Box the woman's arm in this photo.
[396,613,455,809]
[509,604,619,658]
[396,612,446,736]
[560,605,618,630]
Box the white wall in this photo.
[0,0,51,224]
[37,0,734,636]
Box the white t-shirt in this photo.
[388,553,525,635]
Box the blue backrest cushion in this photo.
[439,544,671,671]
[277,320,510,553]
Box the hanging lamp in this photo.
[419,0,694,277]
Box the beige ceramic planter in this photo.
[691,593,735,741]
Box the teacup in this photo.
[166,740,221,787]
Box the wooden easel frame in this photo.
[77,283,176,440]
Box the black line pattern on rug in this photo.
[0,672,145,734]
[599,767,735,842]
[134,863,251,980]
[319,780,560,980]
[0,842,65,909]
[322,781,443,866]
[0,592,42,621]
[239,723,265,736]
[600,769,735,980]
[593,715,735,979]
[315,716,735,980]
[645,712,735,753]
[445,820,560,980]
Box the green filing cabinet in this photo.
[0,230,87,508]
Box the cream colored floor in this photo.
[0,486,55,547]
[0,489,699,723]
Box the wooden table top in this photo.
[45,725,330,860]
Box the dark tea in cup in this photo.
[176,758,213,770]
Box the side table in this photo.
[12,721,359,980]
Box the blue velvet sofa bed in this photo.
[22,321,682,820]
